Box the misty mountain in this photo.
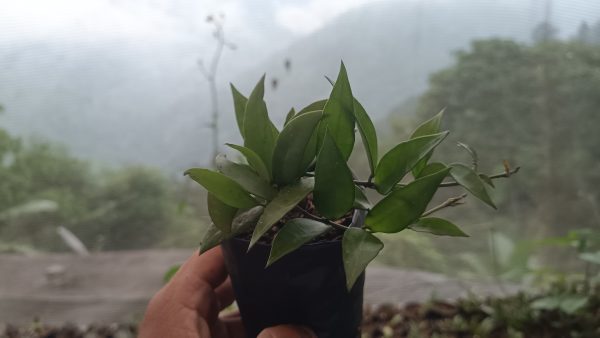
[0,0,597,172]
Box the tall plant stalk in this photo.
[198,15,235,166]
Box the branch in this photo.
[354,180,376,188]
[295,206,349,231]
[439,166,520,187]
[421,193,468,217]
[353,166,520,189]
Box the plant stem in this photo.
[421,193,467,217]
[353,167,520,189]
[439,167,520,187]
[295,206,349,231]
[198,18,235,167]
[354,181,376,189]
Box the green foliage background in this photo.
[0,114,205,252]
[2,27,600,285]
[373,33,600,282]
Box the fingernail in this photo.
[300,327,316,338]
[257,331,274,338]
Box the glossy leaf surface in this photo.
[249,178,314,248]
[366,167,450,233]
[226,143,270,182]
[215,154,276,200]
[353,99,378,175]
[185,168,258,209]
[272,111,322,186]
[297,99,327,115]
[410,109,445,177]
[314,133,355,219]
[266,218,330,266]
[284,108,296,126]
[342,228,383,290]
[450,163,497,209]
[374,132,448,194]
[207,193,237,233]
[410,217,469,237]
[353,186,371,210]
[199,206,264,253]
[416,162,448,179]
[243,76,279,176]
[230,84,248,138]
[320,63,355,159]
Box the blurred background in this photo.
[1,0,600,332]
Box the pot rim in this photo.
[228,234,341,248]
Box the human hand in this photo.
[138,247,315,338]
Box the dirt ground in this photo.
[0,249,519,325]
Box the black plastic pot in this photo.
[221,236,364,338]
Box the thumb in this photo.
[257,324,316,338]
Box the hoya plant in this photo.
[185,62,517,291]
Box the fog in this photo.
[0,0,598,172]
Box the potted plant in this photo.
[185,62,518,338]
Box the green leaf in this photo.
[411,108,445,139]
[450,164,497,209]
[320,62,355,159]
[297,99,327,115]
[410,109,445,177]
[374,132,449,194]
[163,265,180,284]
[366,167,450,233]
[353,185,371,210]
[284,108,296,126]
[199,223,223,254]
[353,98,378,175]
[410,217,468,237]
[266,218,330,267]
[342,228,383,290]
[272,111,323,186]
[301,128,319,173]
[531,296,562,310]
[207,193,238,233]
[314,132,355,219]
[531,295,588,314]
[416,162,448,179]
[199,206,264,253]
[559,296,588,314]
[479,174,495,187]
[230,84,248,138]
[580,251,600,265]
[295,100,327,171]
[226,143,270,182]
[215,154,276,200]
[243,75,279,176]
[184,168,258,209]
[249,178,314,249]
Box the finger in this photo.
[171,246,228,289]
[215,277,235,310]
[257,324,316,338]
[222,313,246,338]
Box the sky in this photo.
[1,0,599,169]
[0,0,377,40]
[2,0,598,45]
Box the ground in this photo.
[0,249,518,326]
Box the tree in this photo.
[532,21,558,43]
[577,22,592,44]
[0,114,191,251]
[198,14,236,165]
[416,39,600,234]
